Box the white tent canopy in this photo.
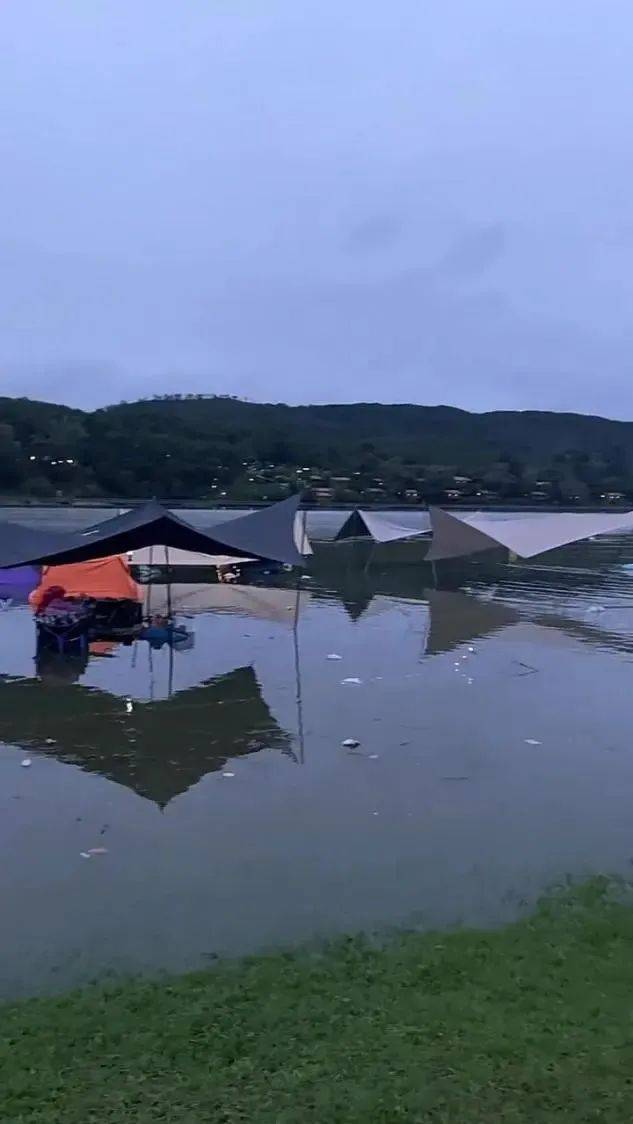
[144,583,310,624]
[336,509,430,544]
[427,506,633,561]
[130,546,258,569]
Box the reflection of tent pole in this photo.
[148,636,155,702]
[292,575,305,765]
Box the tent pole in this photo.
[165,544,174,697]
[165,546,172,618]
[145,544,154,621]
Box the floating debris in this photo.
[525,739,542,746]
[368,754,379,760]
[468,646,475,653]
[341,677,363,685]
[342,738,360,748]
[44,738,56,746]
[222,771,235,778]
[125,698,133,714]
[327,653,343,661]
[20,759,31,768]
[87,847,108,856]
[586,605,606,614]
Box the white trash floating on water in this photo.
[222,771,235,778]
[342,738,360,748]
[341,677,363,685]
[327,653,343,661]
[21,759,32,768]
[525,739,542,746]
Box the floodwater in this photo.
[3,520,633,997]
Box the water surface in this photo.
[2,526,633,997]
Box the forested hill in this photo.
[0,394,632,504]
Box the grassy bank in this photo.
[3,880,633,1123]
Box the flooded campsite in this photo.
[2,506,633,998]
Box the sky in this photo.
[2,1,633,416]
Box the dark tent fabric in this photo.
[0,521,70,570]
[0,494,305,569]
[0,665,292,806]
[195,493,307,561]
[335,510,373,541]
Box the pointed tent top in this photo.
[335,509,430,543]
[0,494,306,569]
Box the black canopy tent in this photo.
[0,493,306,569]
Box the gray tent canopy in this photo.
[427,505,633,562]
[0,493,306,569]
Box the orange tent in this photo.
[29,555,142,610]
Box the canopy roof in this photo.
[29,556,142,608]
[0,494,305,569]
[335,509,430,543]
[130,545,258,568]
[196,507,313,556]
[427,506,633,561]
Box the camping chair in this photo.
[35,598,93,656]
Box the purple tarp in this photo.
[0,565,41,604]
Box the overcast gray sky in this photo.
[2,0,633,415]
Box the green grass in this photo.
[3,879,633,1123]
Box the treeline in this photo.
[1,394,633,505]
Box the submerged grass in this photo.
[3,879,633,1122]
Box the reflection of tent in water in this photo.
[143,582,310,623]
[424,590,520,655]
[0,666,292,807]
